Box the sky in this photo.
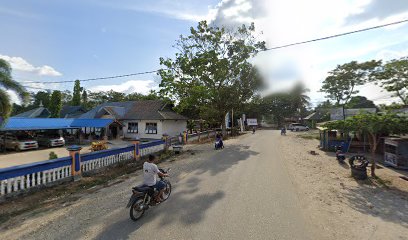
[1,0,408,106]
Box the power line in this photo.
[18,18,408,86]
[263,18,408,51]
[22,70,159,84]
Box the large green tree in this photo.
[345,96,376,109]
[320,60,381,105]
[158,21,266,130]
[262,93,296,127]
[49,90,62,118]
[72,80,82,106]
[0,59,28,118]
[370,57,408,104]
[323,113,408,177]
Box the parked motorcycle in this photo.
[335,145,346,163]
[127,168,171,221]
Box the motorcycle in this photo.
[126,168,172,221]
[215,139,224,150]
[335,145,346,163]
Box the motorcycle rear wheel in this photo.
[130,196,146,221]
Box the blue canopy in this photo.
[0,118,114,131]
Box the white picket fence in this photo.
[81,146,135,172]
[0,157,72,196]
[0,140,166,198]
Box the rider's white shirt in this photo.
[143,162,159,186]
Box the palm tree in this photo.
[0,59,28,119]
[291,82,311,119]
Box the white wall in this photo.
[121,119,186,139]
[162,120,187,137]
[122,120,163,139]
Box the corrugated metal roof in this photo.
[71,119,114,128]
[0,118,114,131]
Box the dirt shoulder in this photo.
[280,131,408,240]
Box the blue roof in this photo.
[0,118,114,131]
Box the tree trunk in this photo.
[369,133,378,177]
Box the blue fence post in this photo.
[132,141,140,160]
[67,145,82,181]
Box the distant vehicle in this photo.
[36,133,65,147]
[288,123,309,132]
[0,133,39,151]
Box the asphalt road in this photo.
[5,130,316,240]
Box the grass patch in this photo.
[297,133,320,140]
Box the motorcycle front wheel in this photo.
[130,196,146,221]
[161,180,172,202]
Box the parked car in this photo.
[36,134,65,147]
[0,133,39,151]
[288,123,309,131]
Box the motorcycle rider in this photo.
[215,132,224,149]
[143,154,168,203]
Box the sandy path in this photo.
[280,130,408,240]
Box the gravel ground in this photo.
[281,131,408,240]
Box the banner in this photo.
[247,118,258,126]
[225,112,230,128]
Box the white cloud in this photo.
[89,80,155,94]
[100,0,219,22]
[207,0,408,105]
[0,54,62,77]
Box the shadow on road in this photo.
[94,144,258,239]
[195,144,259,176]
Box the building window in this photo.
[145,122,157,134]
[127,122,138,133]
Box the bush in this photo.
[49,151,58,160]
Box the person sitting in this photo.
[142,154,168,203]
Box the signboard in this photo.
[247,118,258,126]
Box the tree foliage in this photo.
[158,21,266,128]
[370,57,408,105]
[262,93,296,126]
[72,80,82,106]
[323,113,408,176]
[0,59,28,118]
[33,91,51,108]
[320,60,381,105]
[290,82,310,118]
[345,96,376,109]
[49,90,62,118]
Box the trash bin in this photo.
[349,155,369,180]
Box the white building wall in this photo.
[162,120,187,137]
[122,119,186,140]
[122,120,163,140]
